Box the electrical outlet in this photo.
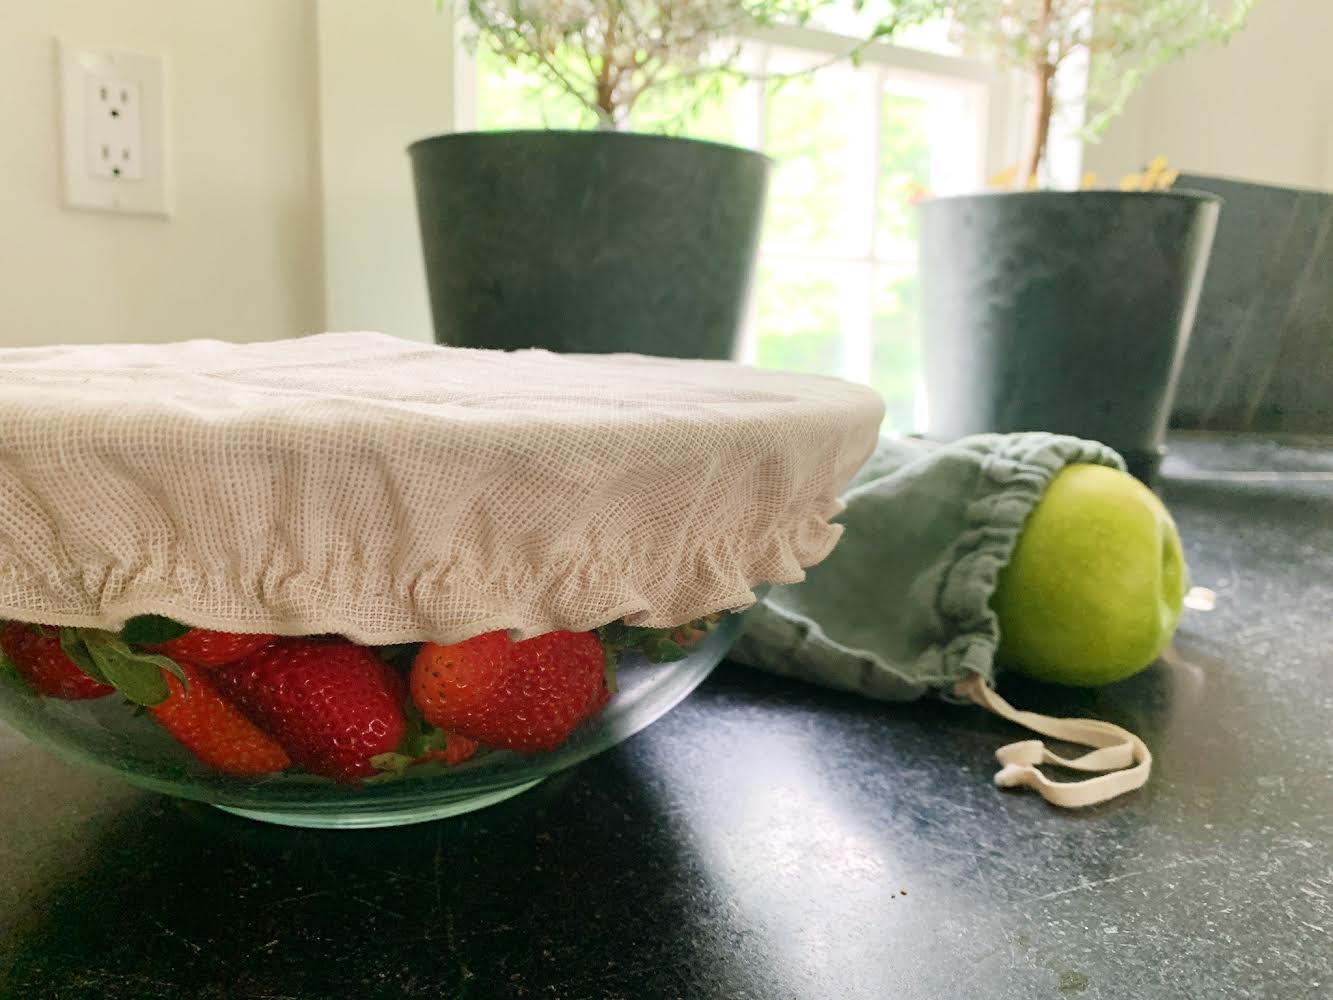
[58,42,168,216]
[87,77,143,180]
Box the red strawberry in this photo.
[411,630,609,753]
[422,732,480,767]
[151,662,290,777]
[148,629,275,669]
[218,638,407,783]
[0,622,114,700]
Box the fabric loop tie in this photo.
[954,674,1152,809]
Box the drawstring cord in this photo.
[954,674,1152,808]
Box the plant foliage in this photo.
[456,1,931,127]
[919,0,1259,184]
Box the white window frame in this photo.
[730,26,1021,381]
[744,24,1022,180]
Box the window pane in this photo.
[871,267,921,431]
[752,260,843,377]
[877,89,932,252]
[474,46,592,130]
[474,46,744,142]
[630,74,744,144]
[761,59,872,255]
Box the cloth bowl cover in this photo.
[0,332,883,645]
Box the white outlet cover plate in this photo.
[58,41,168,216]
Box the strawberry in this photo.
[148,629,275,669]
[150,662,290,777]
[0,622,115,700]
[367,706,481,778]
[423,732,480,766]
[411,630,609,753]
[218,638,407,783]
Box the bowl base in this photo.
[213,778,545,829]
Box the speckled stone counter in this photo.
[1,434,1329,1000]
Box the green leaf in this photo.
[375,643,420,671]
[370,752,415,776]
[59,629,109,684]
[90,651,168,706]
[393,700,446,759]
[642,637,687,663]
[365,758,454,785]
[597,621,629,648]
[80,631,184,706]
[119,615,190,646]
[603,645,619,694]
[103,636,189,686]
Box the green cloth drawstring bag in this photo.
[733,432,1153,808]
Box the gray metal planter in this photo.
[918,190,1221,483]
[1169,173,1333,435]
[409,130,770,361]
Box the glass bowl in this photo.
[0,613,746,829]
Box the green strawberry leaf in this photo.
[107,636,188,685]
[119,615,190,646]
[369,752,415,776]
[640,636,687,663]
[597,621,629,648]
[365,758,454,784]
[59,629,110,684]
[683,613,722,637]
[375,643,420,671]
[89,650,168,706]
[596,620,699,686]
[79,631,187,707]
[393,700,447,759]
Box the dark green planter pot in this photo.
[409,130,770,360]
[919,190,1221,483]
[1169,173,1333,434]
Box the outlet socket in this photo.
[59,42,167,216]
[87,77,143,180]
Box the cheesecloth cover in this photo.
[0,332,884,645]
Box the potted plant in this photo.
[913,0,1256,482]
[409,1,833,360]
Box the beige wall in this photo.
[1085,0,1333,192]
[0,0,324,348]
[315,0,456,343]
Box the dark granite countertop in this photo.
[1,434,1330,1000]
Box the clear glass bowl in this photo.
[0,613,746,828]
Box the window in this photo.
[457,18,1017,432]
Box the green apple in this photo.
[991,463,1188,686]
